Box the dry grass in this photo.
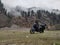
[0,30,60,45]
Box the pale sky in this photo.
[1,0,60,10]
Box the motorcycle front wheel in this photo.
[30,29,35,34]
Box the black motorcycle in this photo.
[30,24,46,34]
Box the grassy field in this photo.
[0,30,60,45]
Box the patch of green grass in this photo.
[0,30,60,45]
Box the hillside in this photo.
[7,6,60,30]
[0,0,60,30]
[0,0,12,28]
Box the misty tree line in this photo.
[20,9,60,25]
[0,0,6,15]
[0,0,13,18]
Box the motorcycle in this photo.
[30,24,46,34]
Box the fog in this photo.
[1,0,60,10]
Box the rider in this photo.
[33,20,40,31]
[32,20,46,32]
